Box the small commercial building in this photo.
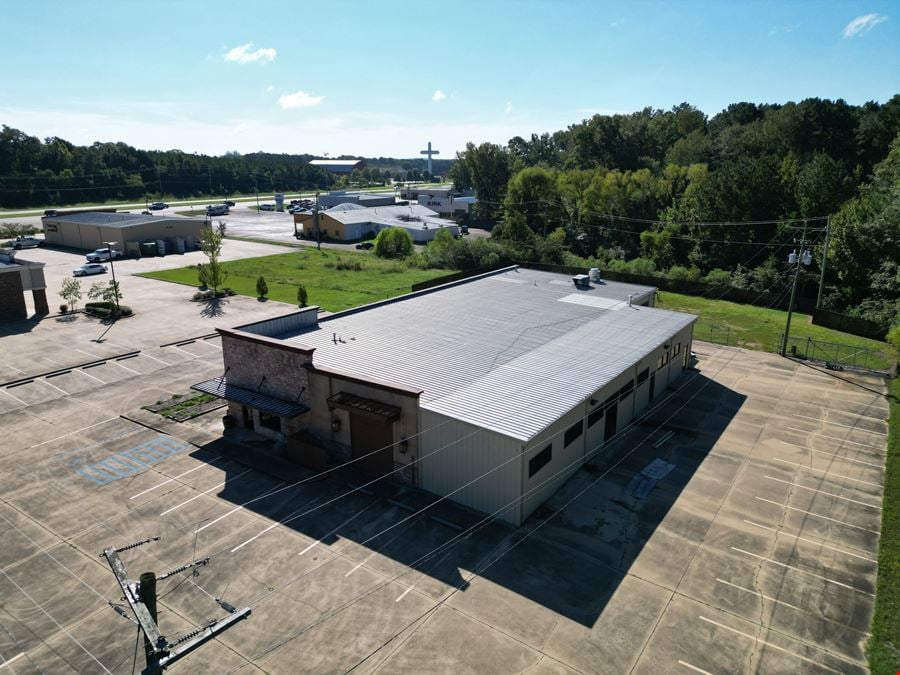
[401,186,476,216]
[41,212,207,254]
[317,192,396,209]
[0,251,48,320]
[293,203,459,243]
[196,267,696,526]
[309,159,366,174]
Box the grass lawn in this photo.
[656,291,893,370]
[138,248,453,312]
[870,376,900,674]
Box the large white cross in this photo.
[419,141,440,175]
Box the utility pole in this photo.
[101,537,249,675]
[780,220,810,357]
[816,215,831,308]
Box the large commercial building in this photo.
[41,212,207,254]
[317,192,396,209]
[309,159,366,174]
[293,203,459,243]
[196,267,696,526]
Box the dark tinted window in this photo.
[528,444,552,477]
[637,368,649,384]
[564,421,583,447]
[588,406,604,427]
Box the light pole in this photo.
[105,241,121,313]
[780,222,812,357]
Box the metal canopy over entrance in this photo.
[192,378,308,418]
[327,391,401,421]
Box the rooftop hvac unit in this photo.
[572,274,590,288]
[589,267,601,282]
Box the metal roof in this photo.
[192,378,309,418]
[310,159,364,166]
[277,268,696,442]
[324,203,457,231]
[42,212,205,228]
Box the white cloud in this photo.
[278,90,325,109]
[841,13,887,38]
[265,85,274,93]
[224,42,277,64]
[432,89,446,102]
[505,101,513,114]
[768,24,795,36]
[610,17,625,28]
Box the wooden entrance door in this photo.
[350,413,394,478]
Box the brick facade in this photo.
[0,271,27,321]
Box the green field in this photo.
[656,291,893,369]
[138,249,452,312]
[871,377,900,673]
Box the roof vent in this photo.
[572,274,590,288]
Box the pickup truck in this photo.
[7,236,42,249]
[86,247,123,262]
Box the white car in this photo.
[86,247,123,262]
[73,263,108,277]
[259,203,275,211]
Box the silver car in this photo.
[73,263,108,277]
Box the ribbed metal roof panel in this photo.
[279,268,696,441]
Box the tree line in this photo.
[448,97,900,329]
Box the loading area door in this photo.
[350,413,394,478]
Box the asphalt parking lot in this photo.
[0,330,890,674]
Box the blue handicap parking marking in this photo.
[74,434,193,487]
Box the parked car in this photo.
[259,203,275,211]
[224,200,236,206]
[44,209,58,216]
[73,263,108,277]
[86,247,123,262]
[355,241,374,250]
[148,201,169,210]
[206,204,229,216]
[8,236,42,249]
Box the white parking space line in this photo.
[653,431,674,448]
[345,561,365,577]
[110,360,140,375]
[166,345,195,357]
[730,547,874,595]
[0,388,26,406]
[763,475,881,509]
[138,352,171,366]
[39,378,68,395]
[698,616,844,674]
[197,340,222,350]
[754,497,880,534]
[808,450,884,469]
[31,417,120,449]
[395,585,415,602]
[76,369,105,384]
[194,482,287,533]
[773,458,882,488]
[715,578,804,611]
[231,496,324,554]
[677,660,715,675]
[743,519,876,563]
[0,652,25,670]
[784,428,885,451]
[794,413,886,435]
[130,457,224,499]
[159,469,250,516]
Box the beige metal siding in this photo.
[419,409,523,526]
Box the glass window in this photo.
[564,421,583,447]
[528,444,552,477]
[588,406,604,428]
[637,368,649,384]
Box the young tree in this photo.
[256,276,269,298]
[199,224,227,294]
[373,227,414,259]
[88,280,122,306]
[59,277,82,311]
[297,284,308,307]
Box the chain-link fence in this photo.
[700,323,733,347]
[778,334,896,375]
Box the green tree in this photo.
[198,224,227,294]
[59,277,82,311]
[88,280,122,306]
[373,227,414,259]
[256,276,268,298]
[297,284,308,307]
[459,142,511,221]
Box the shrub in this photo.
[84,302,132,318]
[335,258,363,271]
[625,257,656,276]
[256,276,268,298]
[297,284,308,307]
[667,265,691,281]
[59,303,68,313]
[703,268,733,288]
[887,324,900,354]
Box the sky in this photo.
[1,0,898,158]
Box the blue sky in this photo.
[1,1,897,158]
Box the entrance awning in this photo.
[327,391,401,421]
[192,378,308,418]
